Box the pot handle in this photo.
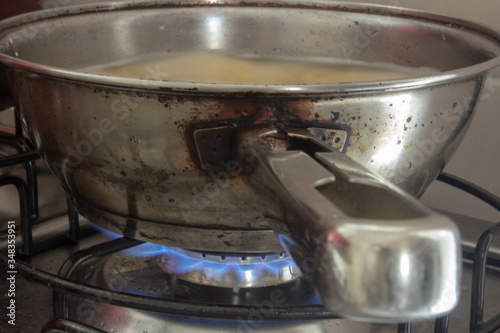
[234,126,460,322]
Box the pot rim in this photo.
[1,0,500,95]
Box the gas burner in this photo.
[93,247,318,302]
[63,248,321,333]
[93,232,303,289]
[157,247,302,288]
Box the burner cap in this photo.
[157,247,302,288]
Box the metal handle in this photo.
[235,126,461,322]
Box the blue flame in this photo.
[89,224,168,257]
[90,223,300,283]
[160,247,300,284]
[123,242,169,257]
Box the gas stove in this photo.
[1,94,500,333]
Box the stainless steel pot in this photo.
[1,0,500,322]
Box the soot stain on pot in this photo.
[179,96,355,174]
[96,164,173,203]
[138,231,175,243]
[180,97,318,173]
[209,97,316,123]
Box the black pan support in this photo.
[1,112,500,333]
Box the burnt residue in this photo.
[178,96,352,174]
[180,96,310,174]
[172,284,191,299]
[138,231,175,243]
[207,96,316,122]
[94,160,174,201]
[331,111,341,121]
[140,163,171,184]
[194,126,234,172]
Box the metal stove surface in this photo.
[1,217,500,333]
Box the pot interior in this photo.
[1,1,500,88]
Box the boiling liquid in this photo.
[83,52,435,84]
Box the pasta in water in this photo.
[83,52,435,84]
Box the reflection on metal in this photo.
[205,16,224,50]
